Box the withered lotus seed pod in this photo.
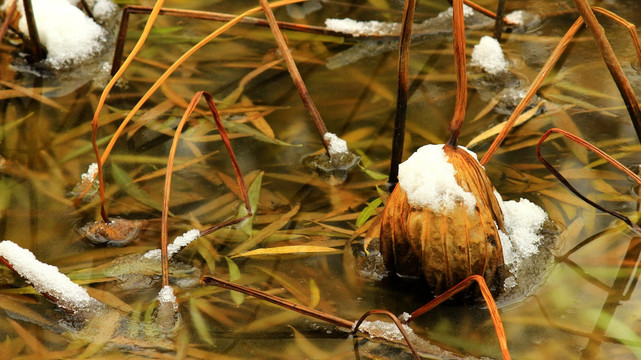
[380,143,505,294]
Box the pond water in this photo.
[2,0,641,358]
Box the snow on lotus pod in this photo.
[380,144,505,295]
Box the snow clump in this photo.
[324,132,350,156]
[158,285,177,304]
[471,36,509,75]
[324,18,399,37]
[0,240,101,311]
[143,229,201,260]
[9,0,113,69]
[438,4,475,19]
[506,10,525,26]
[398,144,477,215]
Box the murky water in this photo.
[2,0,641,358]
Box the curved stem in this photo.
[351,309,420,360]
[446,0,468,147]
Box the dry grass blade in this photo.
[480,17,584,165]
[536,128,641,232]
[406,275,510,360]
[161,91,252,286]
[350,309,420,360]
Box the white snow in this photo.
[497,196,547,267]
[324,132,350,156]
[143,229,201,260]
[158,285,176,304]
[357,320,414,341]
[398,144,477,214]
[0,240,100,311]
[81,162,98,182]
[438,4,475,19]
[471,36,509,75]
[324,18,400,37]
[12,0,111,68]
[91,0,118,20]
[506,10,525,26]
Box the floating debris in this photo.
[0,240,101,312]
[78,218,147,247]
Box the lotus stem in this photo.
[446,0,468,147]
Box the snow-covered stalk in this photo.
[0,241,101,313]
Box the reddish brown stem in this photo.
[0,1,17,41]
[258,0,329,154]
[161,91,252,286]
[91,120,109,223]
[592,7,641,68]
[572,0,641,142]
[446,0,468,147]
[201,275,354,329]
[351,309,420,359]
[406,275,510,360]
[480,17,584,165]
[536,128,641,233]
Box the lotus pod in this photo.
[380,144,506,294]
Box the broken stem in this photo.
[406,275,510,360]
[22,0,45,62]
[388,0,416,186]
[492,0,506,41]
[480,17,584,166]
[536,128,641,233]
[572,0,641,142]
[446,0,468,148]
[258,0,329,154]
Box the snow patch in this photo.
[0,240,100,311]
[506,10,524,26]
[323,132,350,156]
[158,285,176,304]
[357,320,414,342]
[81,162,98,182]
[13,0,112,69]
[143,229,201,260]
[398,144,477,214]
[324,18,399,37]
[498,197,548,267]
[471,36,509,75]
[438,4,475,19]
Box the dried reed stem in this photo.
[258,0,329,154]
[79,0,94,20]
[351,309,420,359]
[201,275,354,328]
[592,7,641,68]
[160,91,252,286]
[536,128,641,233]
[81,0,302,210]
[388,0,416,186]
[572,0,641,142]
[446,0,468,147]
[22,0,44,62]
[406,275,510,360]
[480,17,584,166]
[111,5,352,75]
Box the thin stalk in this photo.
[480,17,584,166]
[201,275,354,329]
[572,0,641,142]
[111,5,354,75]
[406,275,510,360]
[351,309,420,359]
[492,0,506,41]
[388,0,416,186]
[258,0,329,154]
[536,128,641,233]
[160,91,252,286]
[79,0,94,20]
[22,0,45,62]
[446,0,468,148]
[0,1,17,41]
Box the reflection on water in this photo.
[2,0,641,358]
